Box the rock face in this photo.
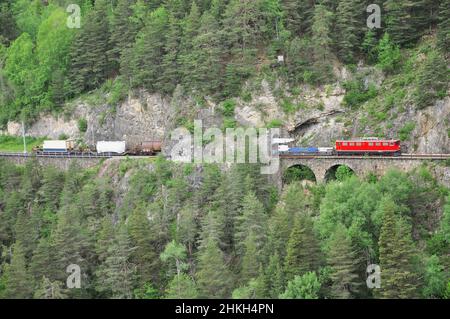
[4,72,450,156]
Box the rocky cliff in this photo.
[3,67,450,155]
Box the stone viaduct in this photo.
[277,155,450,185]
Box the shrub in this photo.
[342,80,377,109]
[221,99,236,117]
[78,118,88,133]
[377,33,401,74]
[267,119,283,128]
[399,122,415,141]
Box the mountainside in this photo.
[0,0,449,301]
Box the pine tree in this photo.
[33,276,66,299]
[311,4,334,84]
[196,237,232,298]
[127,207,159,287]
[262,253,285,298]
[67,0,111,95]
[96,225,137,299]
[234,191,267,257]
[188,10,223,95]
[164,273,198,299]
[378,198,419,298]
[51,209,87,286]
[160,13,182,94]
[30,237,53,283]
[437,0,450,52]
[127,6,169,91]
[335,0,365,63]
[281,0,315,35]
[240,231,262,283]
[384,0,429,46]
[326,224,362,299]
[108,0,138,73]
[283,214,321,282]
[3,242,33,298]
[414,50,448,109]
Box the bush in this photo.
[221,99,236,117]
[399,122,415,141]
[342,80,377,109]
[223,118,237,130]
[377,33,401,74]
[267,119,283,128]
[108,77,128,106]
[78,118,88,133]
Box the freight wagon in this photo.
[96,141,126,155]
[40,140,75,153]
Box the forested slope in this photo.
[0,0,448,126]
[0,0,449,300]
[0,158,449,299]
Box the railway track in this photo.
[0,152,449,160]
[278,153,450,160]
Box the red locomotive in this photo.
[335,138,401,156]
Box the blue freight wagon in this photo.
[288,147,319,154]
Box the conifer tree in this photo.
[437,0,450,52]
[240,231,262,283]
[284,214,321,282]
[164,273,198,299]
[415,51,448,109]
[196,237,232,298]
[335,0,364,63]
[3,242,33,298]
[311,4,334,84]
[327,224,362,299]
[96,226,137,299]
[108,0,137,73]
[281,0,315,35]
[234,191,267,257]
[33,276,66,299]
[127,207,159,286]
[67,0,111,95]
[127,6,168,91]
[378,198,419,298]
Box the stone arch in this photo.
[324,163,356,182]
[283,164,317,185]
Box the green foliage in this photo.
[279,272,321,299]
[284,214,321,281]
[422,255,447,298]
[220,99,236,117]
[283,166,316,183]
[327,224,362,298]
[77,118,87,133]
[343,80,377,109]
[377,33,401,74]
[398,122,415,141]
[378,198,419,298]
[414,51,448,109]
[0,135,44,152]
[267,119,283,128]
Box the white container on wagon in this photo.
[96,141,126,154]
[43,140,74,152]
[318,147,334,154]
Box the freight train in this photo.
[33,137,400,157]
[34,140,162,156]
[279,138,402,156]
